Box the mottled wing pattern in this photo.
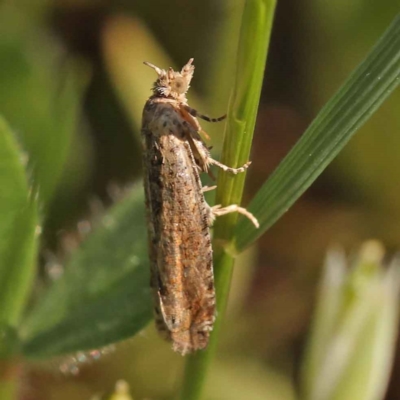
[141,100,215,354]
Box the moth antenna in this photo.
[181,58,194,70]
[143,61,163,76]
[181,58,195,78]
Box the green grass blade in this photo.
[21,187,152,358]
[235,13,400,252]
[0,116,39,351]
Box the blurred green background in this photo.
[2,0,400,399]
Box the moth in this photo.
[141,58,258,355]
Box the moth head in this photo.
[144,58,195,101]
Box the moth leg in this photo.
[180,119,251,175]
[208,159,251,175]
[179,106,211,140]
[157,291,182,332]
[152,292,172,341]
[211,204,259,228]
[180,120,212,170]
[202,185,217,193]
[182,104,226,123]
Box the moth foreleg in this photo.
[182,104,226,123]
[181,119,251,174]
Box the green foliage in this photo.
[21,188,152,358]
[0,117,39,350]
[301,242,400,400]
[0,2,400,400]
[0,0,84,371]
[234,13,400,252]
[0,34,83,206]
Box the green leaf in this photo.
[21,186,152,358]
[0,117,29,256]
[0,116,39,346]
[234,13,400,252]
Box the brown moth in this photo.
[141,58,258,355]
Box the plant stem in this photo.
[0,361,19,400]
[178,249,234,400]
[178,1,276,399]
